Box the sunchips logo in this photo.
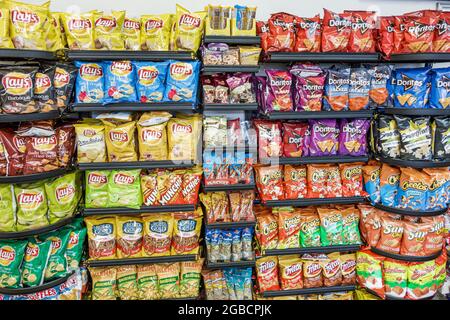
[88,173,107,184]
[54,68,70,88]
[123,18,140,30]
[114,173,135,185]
[142,128,162,141]
[11,10,40,25]
[79,64,103,81]
[34,73,52,94]
[397,74,423,91]
[68,18,92,31]
[408,21,435,38]
[109,130,129,142]
[24,244,39,262]
[95,17,117,28]
[401,181,427,191]
[110,61,132,76]
[169,63,193,81]
[55,184,75,202]
[2,72,32,95]
[0,246,16,266]
[383,223,403,236]
[172,123,192,134]
[145,18,163,31]
[149,221,168,234]
[137,67,159,85]
[179,14,201,28]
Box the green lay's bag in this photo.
[0,184,16,232]
[21,240,52,287]
[65,218,87,271]
[45,172,82,224]
[14,182,49,231]
[85,170,110,208]
[0,240,27,288]
[108,170,142,209]
[41,228,71,282]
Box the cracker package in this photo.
[21,239,51,287]
[93,11,125,50]
[108,170,142,209]
[42,228,71,282]
[140,14,172,51]
[14,182,48,231]
[173,5,206,52]
[102,120,137,162]
[137,112,172,161]
[61,12,95,50]
[74,121,107,163]
[0,240,27,288]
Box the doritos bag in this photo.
[377,16,395,58]
[265,69,293,112]
[321,9,352,52]
[368,65,392,108]
[429,67,450,109]
[345,11,376,53]
[282,122,308,157]
[393,16,406,54]
[401,15,437,53]
[294,15,321,52]
[323,67,350,111]
[308,119,339,156]
[338,118,369,156]
[434,12,450,52]
[289,64,325,112]
[267,12,296,52]
[348,68,370,111]
[394,67,430,109]
[256,21,269,52]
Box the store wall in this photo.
[26,0,440,19]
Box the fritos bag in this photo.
[61,12,95,50]
[278,255,303,290]
[321,9,352,52]
[255,256,280,292]
[140,14,172,51]
[102,120,137,162]
[302,255,323,288]
[321,253,342,287]
[294,15,321,52]
[173,5,206,52]
[137,112,172,161]
[340,253,356,285]
[93,11,125,50]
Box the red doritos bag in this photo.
[434,11,450,52]
[257,21,270,53]
[393,16,406,53]
[401,15,437,53]
[282,122,308,157]
[322,9,352,52]
[294,15,321,52]
[268,12,296,52]
[345,11,376,53]
[377,16,395,58]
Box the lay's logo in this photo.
[179,14,201,27]
[54,68,70,88]
[123,19,140,30]
[34,73,52,94]
[83,129,97,137]
[114,173,134,184]
[68,18,92,31]
[18,192,43,206]
[25,244,39,262]
[88,173,107,184]
[32,136,57,152]
[95,17,117,28]
[11,10,40,25]
[56,185,75,202]
[169,63,192,81]
[79,64,103,81]
[109,131,129,142]
[138,67,158,85]
[145,19,163,30]
[172,123,192,134]
[2,72,32,95]
[111,61,132,76]
[0,246,16,266]
[142,129,162,141]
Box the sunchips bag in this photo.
[0,240,27,288]
[394,67,430,109]
[133,61,169,103]
[93,11,125,50]
[0,7,13,48]
[122,17,140,50]
[167,114,202,161]
[103,60,137,103]
[14,182,48,231]
[75,61,105,104]
[0,184,15,232]
[137,112,172,161]
[65,219,87,270]
[41,228,71,281]
[102,119,137,162]
[163,60,200,104]
[429,67,450,109]
[5,0,49,49]
[74,120,107,163]
[173,5,206,52]
[85,170,109,208]
[61,12,95,49]
[140,14,172,51]
[21,239,52,287]
[108,169,142,209]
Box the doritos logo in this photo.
[351,17,371,34]
[408,21,435,38]
[328,16,351,32]
[328,73,350,91]
[437,76,450,91]
[273,19,294,31]
[299,19,320,30]
[397,74,423,91]
[436,19,448,36]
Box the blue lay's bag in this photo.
[423,168,450,210]
[429,67,450,109]
[396,167,430,211]
[75,61,105,104]
[379,163,400,207]
[362,163,381,204]
[163,60,200,104]
[394,67,430,109]
[104,60,137,103]
[323,66,350,111]
[133,61,169,103]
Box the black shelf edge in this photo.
[264,110,374,120]
[0,271,74,295]
[203,103,258,111]
[205,259,256,269]
[205,220,256,229]
[86,254,198,267]
[373,203,448,217]
[82,204,196,216]
[204,36,260,45]
[66,50,196,61]
[0,110,60,123]
[202,65,260,74]
[202,183,256,192]
[0,216,76,240]
[0,168,71,184]
[388,53,450,63]
[203,145,257,153]
[262,245,361,256]
[267,52,379,63]
[78,160,194,171]
[377,156,450,169]
[264,196,366,207]
[261,156,369,165]
[0,49,56,60]
[262,285,356,298]
[71,102,197,112]
[382,108,450,117]
[370,247,442,262]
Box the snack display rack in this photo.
[0,48,57,60]
[82,205,197,216]
[0,168,72,184]
[86,254,199,267]
[261,245,362,257]
[264,110,374,120]
[0,110,61,122]
[65,50,197,61]
[373,203,448,217]
[261,284,356,298]
[70,102,198,113]
[370,247,442,262]
[77,160,195,170]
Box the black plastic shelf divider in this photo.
[373,203,448,217]
[388,53,450,63]
[261,155,369,165]
[267,52,379,63]
[78,160,194,171]
[203,103,258,111]
[82,204,196,216]
[203,145,257,153]
[0,110,60,123]
[206,259,256,269]
[66,50,196,61]
[370,247,442,262]
[377,156,450,169]
[204,36,260,45]
[0,168,71,184]
[0,216,76,240]
[382,108,450,117]
[265,110,374,120]
[71,102,196,112]
[0,49,56,60]
[265,196,366,208]
[262,285,356,298]
[202,65,260,74]
[86,254,198,267]
[0,271,74,295]
[205,220,256,229]
[202,183,256,192]
[262,244,361,256]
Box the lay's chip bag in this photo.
[394,67,430,109]
[43,13,63,51]
[102,119,137,162]
[85,170,109,208]
[65,218,87,270]
[396,167,430,211]
[75,61,105,104]
[133,61,169,103]
[61,11,95,50]
[163,60,200,104]
[14,182,48,231]
[137,111,172,161]
[0,240,27,288]
[0,184,15,232]
[21,239,52,287]
[323,67,350,111]
[174,5,206,52]
[108,169,142,209]
[93,10,125,50]
[122,17,141,50]
[140,14,172,51]
[104,60,137,103]
[429,67,450,109]
[0,7,13,48]
[41,228,71,281]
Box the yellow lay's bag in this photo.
[94,10,125,50]
[174,5,206,52]
[137,111,172,161]
[0,8,13,48]
[51,12,67,47]
[43,14,63,51]
[122,17,140,50]
[140,14,172,51]
[102,120,138,162]
[5,0,50,49]
[61,11,95,49]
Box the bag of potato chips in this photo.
[41,228,71,282]
[167,114,202,162]
[74,121,107,163]
[85,170,109,208]
[43,14,63,51]
[163,60,200,104]
[108,169,142,209]
[75,61,105,103]
[116,265,138,300]
[0,7,13,48]
[14,182,48,231]
[21,239,52,287]
[102,120,137,162]
[61,12,95,49]
[93,11,125,50]
[122,17,140,50]
[173,5,206,52]
[140,14,172,51]
[0,240,27,288]
[89,266,117,300]
[65,219,87,271]
[0,184,15,232]
[137,112,172,161]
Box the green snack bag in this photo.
[317,208,344,246]
[0,184,16,232]
[300,212,321,247]
[21,240,52,287]
[42,229,71,281]
[45,172,80,224]
[0,240,27,288]
[85,170,109,208]
[65,220,87,271]
[341,208,362,245]
[14,182,48,231]
[108,170,142,209]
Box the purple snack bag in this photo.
[289,64,326,112]
[308,119,339,156]
[254,76,269,114]
[303,124,311,157]
[338,118,370,156]
[265,69,294,112]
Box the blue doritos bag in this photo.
[103,60,137,104]
[349,68,371,111]
[74,61,105,104]
[394,67,430,109]
[323,67,350,111]
[133,61,169,103]
[368,64,392,109]
[379,164,400,207]
[396,167,429,211]
[163,60,200,104]
[429,67,450,109]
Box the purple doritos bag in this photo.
[265,69,294,112]
[254,76,269,114]
[338,118,370,156]
[308,119,339,156]
[289,64,326,112]
[303,124,311,157]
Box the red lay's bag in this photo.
[294,15,321,52]
[378,16,395,58]
[401,15,437,53]
[321,9,352,52]
[267,12,296,52]
[345,11,376,53]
